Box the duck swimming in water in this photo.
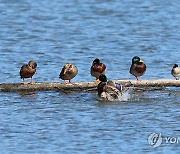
[130,56,146,80]
[59,63,78,83]
[20,60,37,85]
[91,58,106,83]
[171,64,180,80]
[97,74,122,101]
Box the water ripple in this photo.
[0,0,180,153]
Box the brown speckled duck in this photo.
[130,56,146,80]
[20,60,37,85]
[171,64,180,80]
[97,74,122,101]
[59,63,78,83]
[91,58,106,82]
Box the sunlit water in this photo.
[0,0,180,153]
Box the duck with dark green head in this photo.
[130,56,146,80]
[97,74,122,101]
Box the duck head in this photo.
[99,74,107,82]
[63,63,73,74]
[132,56,143,64]
[28,61,37,69]
[173,64,178,68]
[93,58,100,65]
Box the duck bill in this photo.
[63,69,67,74]
[139,59,144,62]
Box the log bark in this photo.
[0,79,180,92]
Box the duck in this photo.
[171,64,180,80]
[20,60,37,85]
[91,58,106,82]
[97,74,122,101]
[59,63,78,83]
[130,56,146,80]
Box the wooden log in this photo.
[114,79,180,87]
[0,82,97,92]
[0,79,180,92]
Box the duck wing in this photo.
[20,64,36,79]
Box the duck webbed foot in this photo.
[30,81,36,85]
[23,81,28,85]
[95,79,101,84]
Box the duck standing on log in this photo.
[171,64,180,80]
[20,60,37,85]
[130,56,146,80]
[97,74,122,101]
[59,63,78,83]
[91,58,106,83]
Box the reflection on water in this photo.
[18,91,38,97]
[0,0,180,153]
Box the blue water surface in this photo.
[0,0,179,153]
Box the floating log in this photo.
[0,79,180,92]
